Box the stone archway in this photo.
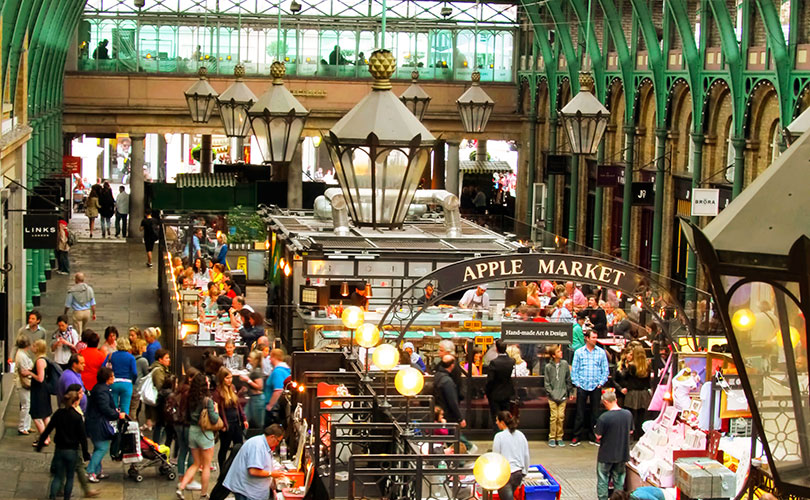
[745,80,780,183]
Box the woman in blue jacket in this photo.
[212,233,228,266]
[85,367,125,482]
[107,337,138,414]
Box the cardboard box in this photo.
[676,462,714,498]
[703,462,736,498]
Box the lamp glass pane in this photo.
[728,281,809,475]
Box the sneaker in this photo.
[570,438,581,447]
[467,444,479,454]
[147,262,153,268]
[589,440,600,447]
[98,472,110,480]
[210,463,217,471]
[87,474,100,483]
[557,440,565,447]
[186,480,202,491]
[548,440,557,448]
[175,489,185,500]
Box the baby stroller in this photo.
[111,419,177,482]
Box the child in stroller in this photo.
[111,418,177,482]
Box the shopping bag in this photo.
[648,353,673,412]
[122,421,142,463]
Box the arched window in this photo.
[769,121,781,164]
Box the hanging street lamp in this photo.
[184,66,219,124]
[217,64,257,138]
[559,71,609,155]
[456,71,494,133]
[323,49,436,229]
[679,128,810,498]
[399,70,431,121]
[248,61,309,166]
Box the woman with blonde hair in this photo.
[213,367,248,467]
[618,344,652,439]
[107,336,138,414]
[507,345,529,377]
[526,282,542,307]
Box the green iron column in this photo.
[620,124,635,261]
[545,117,558,236]
[685,132,705,306]
[650,127,668,273]
[731,136,745,198]
[592,142,605,252]
[567,154,579,244]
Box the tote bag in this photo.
[648,353,673,412]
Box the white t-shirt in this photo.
[459,289,490,309]
[52,327,79,365]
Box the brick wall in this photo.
[750,3,768,46]
[801,0,810,43]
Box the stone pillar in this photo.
[287,139,304,209]
[201,134,212,174]
[8,146,28,335]
[128,134,146,239]
[445,141,460,196]
[157,133,167,182]
[431,140,446,190]
[476,139,487,161]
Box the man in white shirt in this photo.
[115,186,130,238]
[459,284,490,310]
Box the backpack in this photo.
[44,358,63,395]
[137,367,161,406]
[66,228,77,246]
[164,391,187,425]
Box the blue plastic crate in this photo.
[524,463,561,500]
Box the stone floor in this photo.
[2,213,601,499]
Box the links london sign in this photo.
[434,254,638,292]
[23,215,59,249]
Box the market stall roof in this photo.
[175,173,237,188]
[459,160,513,174]
[267,213,521,254]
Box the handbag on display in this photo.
[648,353,673,412]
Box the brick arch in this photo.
[635,80,657,170]
[795,82,810,117]
[606,78,626,162]
[745,80,780,182]
[556,78,572,154]
[668,80,693,175]
[702,80,733,184]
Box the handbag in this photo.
[648,353,673,412]
[137,367,161,406]
[101,419,117,440]
[199,397,225,432]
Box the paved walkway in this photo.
[1,214,601,499]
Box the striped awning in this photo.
[176,173,237,188]
[459,160,513,174]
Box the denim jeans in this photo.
[497,470,525,500]
[55,250,70,273]
[111,381,133,414]
[87,439,110,475]
[49,448,78,500]
[246,395,265,428]
[175,425,194,474]
[100,216,112,236]
[115,213,128,237]
[596,461,626,500]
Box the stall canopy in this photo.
[459,160,513,174]
[175,173,237,188]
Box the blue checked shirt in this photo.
[571,344,609,391]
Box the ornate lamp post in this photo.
[394,366,424,436]
[341,305,364,360]
[248,61,309,166]
[323,49,435,229]
[399,70,431,121]
[355,323,380,382]
[217,64,257,138]
[372,343,399,408]
[559,71,609,244]
[456,71,494,133]
[184,67,219,124]
[679,128,810,497]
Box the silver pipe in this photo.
[411,190,462,237]
[324,188,350,236]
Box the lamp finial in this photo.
[368,49,396,90]
[270,61,286,84]
[198,66,208,78]
[579,71,595,92]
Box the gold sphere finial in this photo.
[270,61,286,84]
[471,71,481,84]
[411,70,419,82]
[368,49,396,90]
[234,64,245,78]
[579,71,595,91]
[198,66,208,78]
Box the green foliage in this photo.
[227,205,265,244]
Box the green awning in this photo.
[459,161,513,174]
[176,173,237,188]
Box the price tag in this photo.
[464,320,483,329]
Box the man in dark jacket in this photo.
[432,340,464,402]
[485,340,515,427]
[433,355,476,452]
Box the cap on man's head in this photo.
[478,284,488,290]
[403,342,415,351]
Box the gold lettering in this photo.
[612,269,627,286]
[497,260,513,276]
[598,266,612,283]
[583,263,599,281]
[538,259,555,274]
[488,261,500,277]
[555,260,569,275]
[570,261,583,277]
[463,266,477,282]
[511,259,523,275]
[476,263,488,279]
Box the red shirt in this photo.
[80,347,107,391]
